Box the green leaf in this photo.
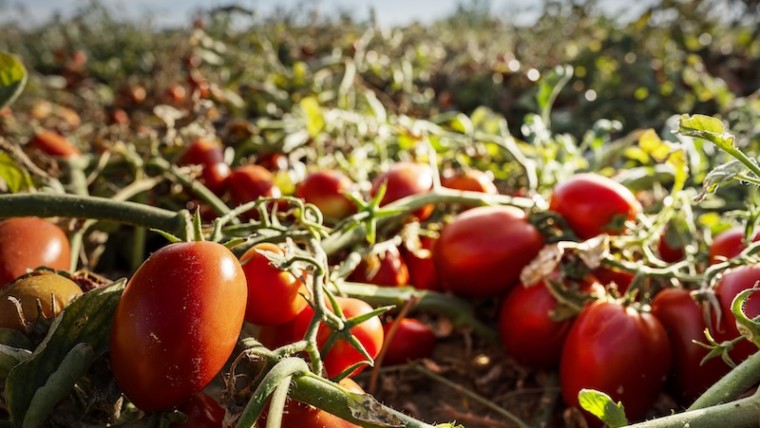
[578,389,628,428]
[732,288,760,350]
[678,114,734,151]
[0,51,27,110]
[300,96,325,137]
[695,160,744,202]
[0,151,33,193]
[5,280,126,427]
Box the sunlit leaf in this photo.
[578,389,628,428]
[0,51,27,110]
[300,96,325,137]
[0,152,33,193]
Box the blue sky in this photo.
[0,0,658,28]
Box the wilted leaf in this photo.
[694,160,745,202]
[0,51,27,110]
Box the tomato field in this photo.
[0,0,759,426]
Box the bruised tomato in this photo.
[370,162,434,221]
[348,246,409,287]
[651,288,731,403]
[441,169,498,194]
[434,206,544,297]
[709,227,760,265]
[0,217,71,287]
[712,265,760,363]
[0,272,82,332]
[549,173,640,240]
[560,300,671,424]
[381,318,436,366]
[110,241,247,411]
[240,243,309,326]
[295,170,357,222]
[401,235,440,291]
[28,131,81,159]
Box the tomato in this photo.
[240,243,309,326]
[179,138,230,195]
[711,265,760,362]
[370,162,434,221]
[228,165,282,217]
[401,235,440,291]
[166,83,188,104]
[549,173,640,240]
[592,266,635,294]
[434,205,544,297]
[651,288,731,404]
[440,169,498,194]
[657,226,686,263]
[0,217,72,287]
[28,130,81,159]
[295,170,357,222]
[110,241,247,411]
[709,227,760,265]
[173,393,225,428]
[348,246,409,287]
[560,300,671,423]
[0,272,82,332]
[498,280,573,369]
[258,378,363,428]
[258,297,383,378]
[381,318,436,366]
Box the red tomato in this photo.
[434,205,544,297]
[258,378,363,428]
[657,226,686,263]
[110,241,247,411]
[498,280,573,369]
[441,169,498,194]
[0,218,71,287]
[258,297,383,378]
[651,288,731,404]
[28,131,81,159]
[709,227,760,265]
[174,393,225,428]
[592,266,635,294]
[712,265,760,362]
[166,83,188,104]
[240,243,309,326]
[549,173,640,240]
[560,300,671,423]
[228,165,282,217]
[401,235,440,291]
[179,138,230,195]
[348,246,409,287]
[370,162,434,221]
[295,171,356,222]
[381,318,436,366]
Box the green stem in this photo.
[0,194,186,235]
[265,375,293,428]
[627,392,760,428]
[688,350,760,410]
[148,157,232,218]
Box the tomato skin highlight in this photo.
[549,173,640,240]
[0,217,72,287]
[381,318,436,366]
[240,243,308,326]
[651,288,731,404]
[109,241,247,412]
[370,162,434,221]
[434,205,544,297]
[560,300,671,423]
[709,227,760,265]
[712,265,760,362]
[295,170,357,222]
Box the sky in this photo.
[0,0,659,28]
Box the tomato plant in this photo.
[348,246,409,287]
[381,317,437,366]
[434,205,544,297]
[709,227,760,264]
[560,300,671,423]
[295,170,356,222]
[651,288,731,404]
[240,242,309,326]
[0,217,72,287]
[109,241,247,411]
[0,272,82,332]
[173,392,225,428]
[711,265,760,362]
[401,235,440,291]
[370,162,434,221]
[549,173,640,240]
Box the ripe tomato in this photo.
[560,300,671,423]
[370,162,434,221]
[434,205,544,297]
[228,165,282,217]
[258,297,383,378]
[295,170,357,222]
[173,393,225,428]
[110,241,247,411]
[0,272,82,332]
[258,378,363,428]
[28,131,81,159]
[0,217,72,287]
[498,280,574,369]
[592,266,635,294]
[709,227,760,264]
[348,246,409,287]
[651,288,731,404]
[712,265,760,362]
[549,173,640,240]
[440,169,498,194]
[240,243,309,326]
[179,138,230,195]
[657,227,686,263]
[401,235,440,291]
[381,318,436,366]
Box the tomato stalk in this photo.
[235,357,310,427]
[148,157,232,217]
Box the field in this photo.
[0,0,759,427]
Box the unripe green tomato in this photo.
[0,272,83,332]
